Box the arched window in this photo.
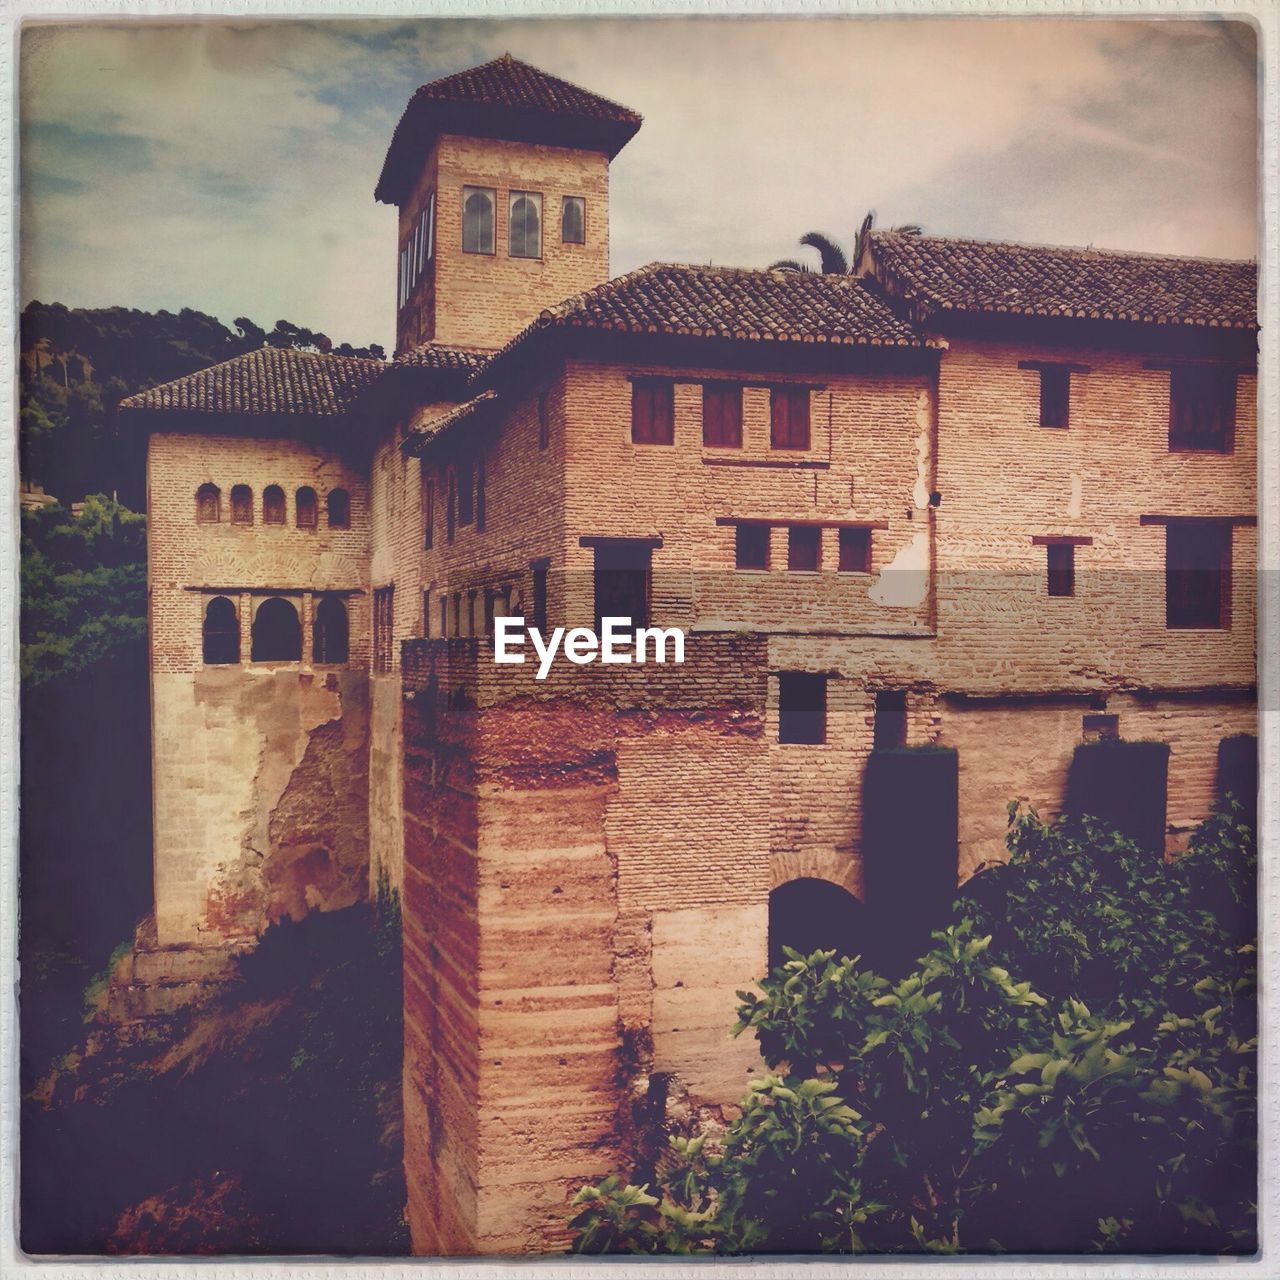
[296,486,317,529]
[231,485,253,525]
[327,488,350,529]
[561,195,585,245]
[251,597,301,662]
[509,191,542,259]
[313,596,349,664]
[202,596,239,665]
[196,483,221,523]
[263,484,286,525]
[767,878,865,974]
[462,186,495,254]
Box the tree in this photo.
[569,804,1257,1255]
[771,211,922,275]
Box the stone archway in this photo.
[767,876,866,973]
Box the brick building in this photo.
[120,55,1257,1255]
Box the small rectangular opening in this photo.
[779,672,827,744]
[1047,543,1075,597]
[735,523,770,570]
[838,527,872,573]
[1039,366,1070,428]
[787,525,821,572]
[873,689,907,750]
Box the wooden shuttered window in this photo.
[631,379,675,444]
[702,383,743,447]
[1169,367,1235,453]
[770,385,811,450]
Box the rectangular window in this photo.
[475,457,485,532]
[452,592,463,638]
[787,525,821,572]
[873,690,907,750]
[771,386,811,450]
[531,561,549,634]
[561,195,586,244]
[509,190,543,259]
[538,392,550,449]
[838,527,871,573]
[425,190,436,261]
[423,589,432,638]
[735,523,770,570]
[1169,366,1235,452]
[592,541,651,633]
[439,595,448,638]
[423,478,434,550]
[373,586,395,673]
[1039,366,1070,428]
[461,186,496,254]
[1046,543,1075,597]
[1166,520,1231,629]
[631,378,675,445]
[702,383,743,448]
[778,672,827,745]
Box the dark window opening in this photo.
[593,541,651,633]
[251,597,301,662]
[1082,713,1119,742]
[779,671,827,744]
[439,595,449,637]
[788,525,821,572]
[509,191,542,259]
[532,562,548,634]
[263,484,285,525]
[1169,366,1235,453]
[770,386,810,450]
[873,690,907,750]
[296,486,317,529]
[702,383,743,448]
[475,457,485,532]
[423,589,432,638]
[327,488,350,529]
[838,527,872,573]
[1047,543,1075,597]
[561,195,585,244]
[768,878,864,973]
[446,473,456,543]
[452,592,462,637]
[202,596,239,665]
[462,186,495,254]
[313,596,349,664]
[1166,521,1231,629]
[631,379,674,445]
[458,461,474,526]
[735,523,770,570]
[196,483,221,523]
[373,586,395,672]
[424,478,434,550]
[1039,366,1070,429]
[231,485,253,526]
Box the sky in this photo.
[20,16,1259,355]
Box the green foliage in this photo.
[570,806,1256,1255]
[21,496,148,686]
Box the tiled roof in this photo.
[376,54,642,204]
[395,342,490,373]
[119,347,387,416]
[867,231,1257,330]
[402,391,498,455]
[479,262,926,378]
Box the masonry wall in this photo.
[398,134,610,353]
[147,428,372,946]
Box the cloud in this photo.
[19,17,1257,354]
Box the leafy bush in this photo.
[569,803,1256,1255]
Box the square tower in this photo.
[375,55,641,354]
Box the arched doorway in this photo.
[251,597,301,662]
[767,877,866,973]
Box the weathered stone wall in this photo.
[398,134,610,353]
[147,429,372,946]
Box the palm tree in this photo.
[771,211,922,275]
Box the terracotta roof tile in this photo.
[868,231,1257,330]
[478,262,926,380]
[376,55,641,204]
[394,343,490,373]
[402,391,499,455]
[119,347,387,417]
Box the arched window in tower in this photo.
[296,486,317,529]
[196,483,221,523]
[313,596,349,664]
[462,186,495,254]
[251,597,301,662]
[509,191,542,259]
[230,485,253,525]
[561,196,585,244]
[202,596,239,665]
[263,484,286,525]
[327,488,350,529]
